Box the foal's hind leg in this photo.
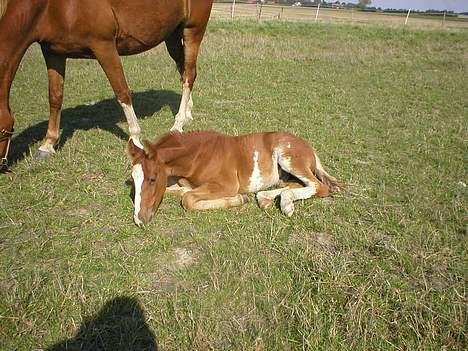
[181,183,248,211]
[256,182,303,210]
[168,27,206,132]
[276,153,330,216]
[37,50,66,157]
[91,42,142,147]
[278,169,329,217]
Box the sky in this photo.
[350,1,468,12]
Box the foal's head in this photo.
[127,138,167,226]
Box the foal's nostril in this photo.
[137,208,153,226]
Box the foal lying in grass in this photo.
[128,131,342,226]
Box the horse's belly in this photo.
[115,30,172,56]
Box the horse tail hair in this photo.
[0,0,8,20]
[313,151,344,193]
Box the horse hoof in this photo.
[33,150,54,161]
[282,204,295,217]
[239,194,249,204]
[170,125,183,133]
[256,197,273,209]
[0,165,11,173]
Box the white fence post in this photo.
[231,0,236,20]
[315,3,321,23]
[405,8,411,25]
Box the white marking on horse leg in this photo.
[38,142,56,154]
[132,164,144,226]
[280,184,317,217]
[186,92,193,120]
[171,82,192,132]
[248,151,264,193]
[256,187,286,209]
[119,101,141,139]
[276,147,293,174]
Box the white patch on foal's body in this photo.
[132,164,144,226]
[248,151,264,193]
[275,147,293,173]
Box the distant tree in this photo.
[358,0,371,8]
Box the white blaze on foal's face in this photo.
[131,163,144,226]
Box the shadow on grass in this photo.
[47,296,158,351]
[9,89,180,165]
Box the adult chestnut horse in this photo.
[0,0,213,169]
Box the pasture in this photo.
[212,2,468,30]
[0,19,467,350]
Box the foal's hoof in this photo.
[281,203,295,217]
[256,196,273,210]
[239,194,249,204]
[33,150,54,161]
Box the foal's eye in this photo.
[148,176,156,184]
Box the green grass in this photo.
[1,20,467,350]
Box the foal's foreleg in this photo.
[165,177,193,197]
[37,51,66,157]
[92,43,142,147]
[181,183,248,211]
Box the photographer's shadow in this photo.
[47,296,158,351]
[10,89,180,165]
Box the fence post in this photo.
[231,0,236,20]
[256,1,263,22]
[315,3,321,23]
[405,8,411,25]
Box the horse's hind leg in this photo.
[91,42,142,147]
[37,50,66,158]
[256,182,303,210]
[169,26,206,132]
[277,156,329,217]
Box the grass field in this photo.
[212,3,468,29]
[1,19,467,350]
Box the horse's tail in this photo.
[0,0,8,20]
[313,150,344,192]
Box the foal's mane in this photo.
[0,0,8,19]
[152,130,224,149]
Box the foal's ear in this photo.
[127,138,145,160]
[143,140,156,159]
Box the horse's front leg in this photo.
[91,41,142,148]
[169,27,206,132]
[181,183,248,211]
[36,50,66,158]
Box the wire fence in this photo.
[211,1,468,29]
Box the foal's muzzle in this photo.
[135,208,153,227]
